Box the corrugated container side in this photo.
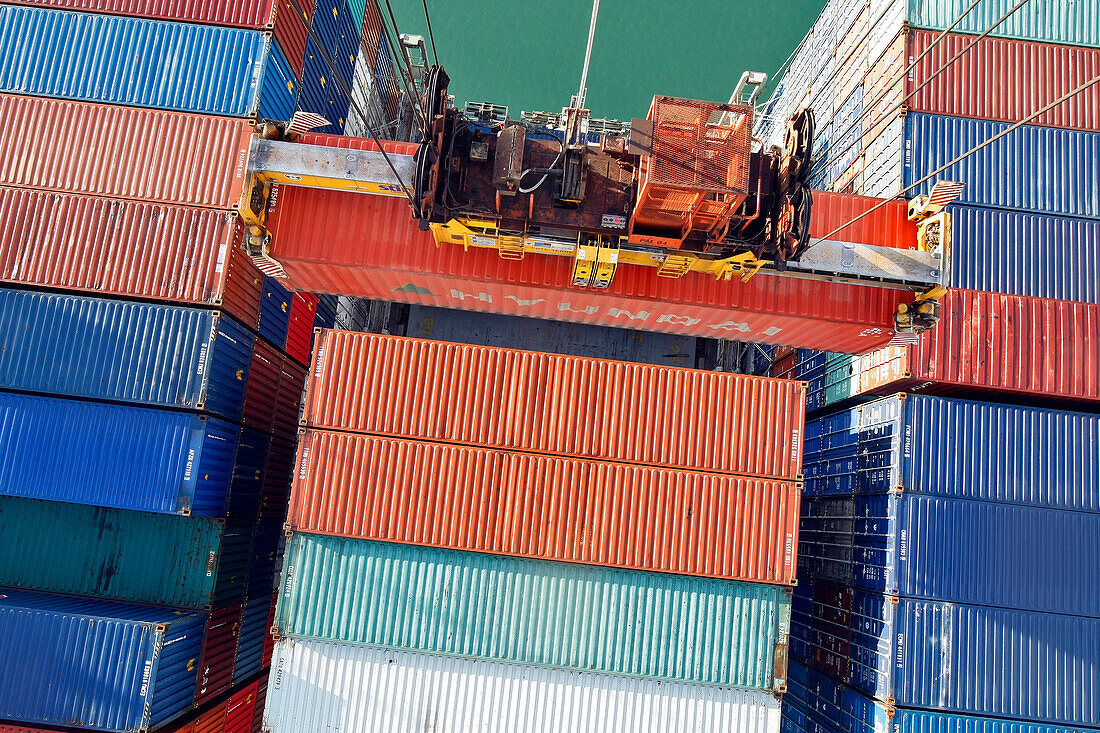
[859,289,1100,403]
[259,276,293,348]
[242,338,282,433]
[295,36,349,134]
[5,0,278,28]
[171,699,229,733]
[807,192,916,249]
[222,680,259,733]
[246,516,283,599]
[276,533,791,691]
[196,604,244,703]
[0,496,229,609]
[861,393,1100,512]
[0,290,253,421]
[290,430,801,584]
[266,186,910,353]
[949,204,1100,304]
[0,589,206,733]
[891,709,1100,733]
[0,94,252,208]
[313,293,338,329]
[0,7,296,118]
[284,291,317,364]
[227,427,270,520]
[0,188,262,328]
[272,0,308,77]
[903,0,1100,47]
[304,330,806,480]
[232,596,270,683]
[265,638,782,733]
[906,29,1100,131]
[261,589,278,668]
[0,392,238,515]
[358,0,382,70]
[903,113,1100,219]
[878,597,1100,725]
[273,356,306,436]
[309,0,358,78]
[251,676,268,733]
[261,434,296,516]
[374,32,400,122]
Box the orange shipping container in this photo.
[290,430,801,584]
[304,330,806,480]
[0,94,252,208]
[858,289,1100,405]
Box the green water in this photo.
[392,0,827,122]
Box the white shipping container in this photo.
[265,638,783,733]
[863,114,905,198]
[346,52,388,139]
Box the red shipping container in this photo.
[250,675,268,733]
[266,187,913,353]
[261,590,278,668]
[0,94,252,208]
[858,289,1100,404]
[196,605,244,704]
[274,358,307,437]
[284,292,317,365]
[290,430,801,584]
[0,187,263,329]
[173,699,230,733]
[243,340,283,434]
[358,0,383,71]
[223,680,260,733]
[807,191,917,248]
[304,330,806,480]
[868,28,1100,133]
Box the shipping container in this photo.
[251,676,268,733]
[259,275,293,348]
[0,391,238,515]
[242,338,282,433]
[313,293,338,330]
[807,191,916,248]
[406,305,698,367]
[295,36,350,134]
[0,496,248,609]
[161,698,229,733]
[850,393,1100,511]
[273,355,306,436]
[0,6,298,119]
[276,533,792,691]
[290,430,801,584]
[265,638,782,733]
[948,204,1100,304]
[344,46,387,139]
[357,0,382,70]
[867,29,1100,132]
[866,113,1100,219]
[0,188,263,328]
[222,680,260,733]
[308,0,358,82]
[886,0,1100,47]
[284,291,317,364]
[856,289,1100,404]
[265,183,914,353]
[885,708,1100,733]
[0,589,205,733]
[304,329,806,479]
[0,289,253,421]
[227,428,270,520]
[842,592,1100,725]
[196,604,244,703]
[0,94,252,208]
[797,492,1100,615]
[232,595,270,684]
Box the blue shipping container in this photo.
[309,0,359,84]
[903,113,1100,219]
[232,594,270,684]
[0,5,298,119]
[0,391,238,516]
[846,592,1099,725]
[0,588,206,732]
[799,492,1100,615]
[296,35,350,133]
[804,394,1100,511]
[949,204,1100,304]
[259,275,294,347]
[227,427,270,519]
[0,288,253,421]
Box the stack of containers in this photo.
[755,2,1100,731]
[263,330,808,732]
[0,2,362,729]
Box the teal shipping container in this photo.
[0,288,253,421]
[0,496,250,610]
[897,0,1100,48]
[0,5,299,119]
[276,533,792,691]
[0,391,238,516]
